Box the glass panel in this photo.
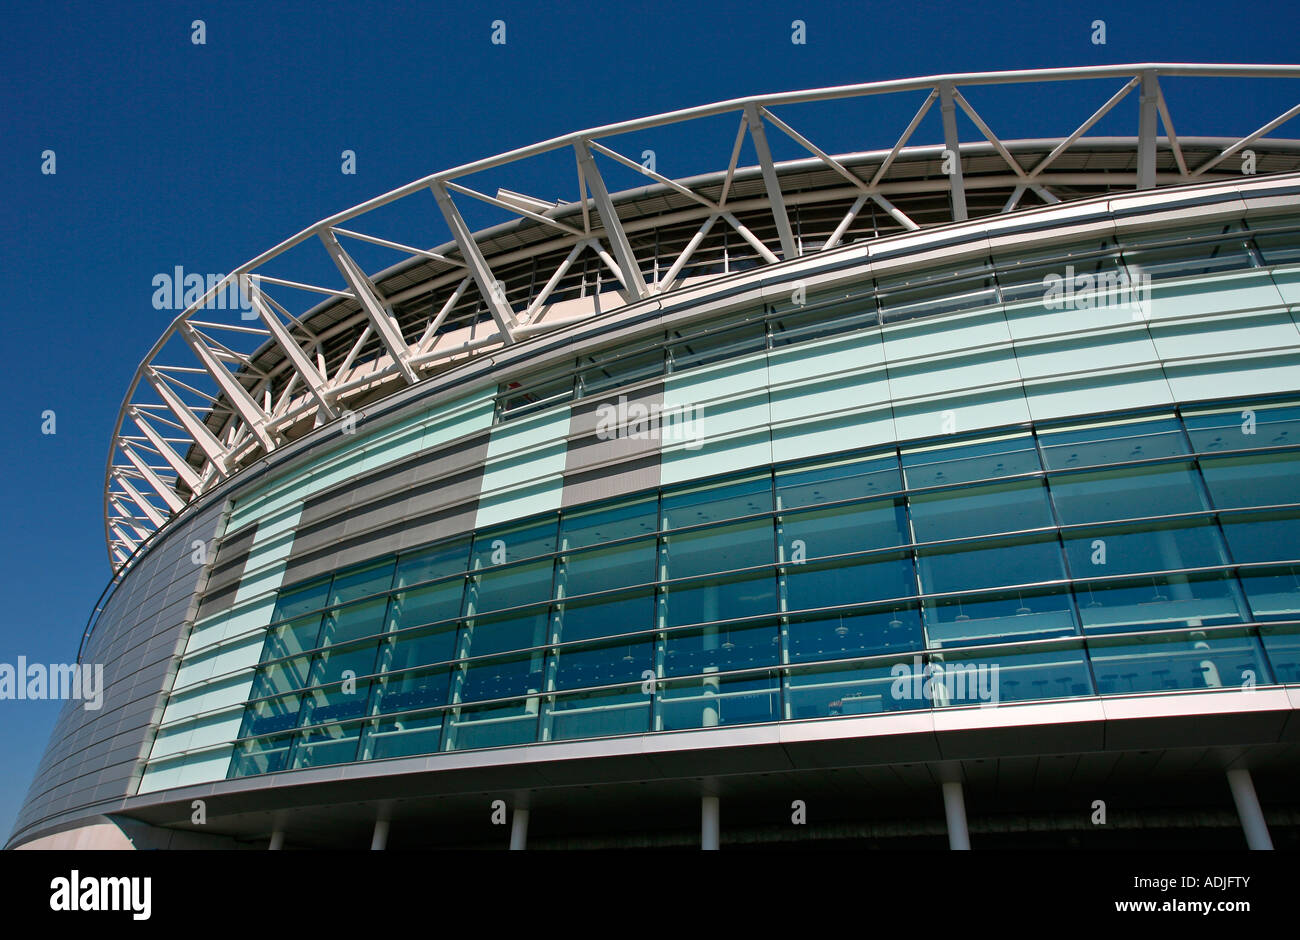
[262,615,323,662]
[239,694,301,737]
[923,585,1077,647]
[876,261,998,322]
[558,538,656,596]
[556,590,653,644]
[784,552,915,613]
[298,682,369,728]
[933,643,1092,705]
[249,658,310,699]
[472,518,557,568]
[784,658,926,718]
[1259,623,1300,683]
[661,474,772,528]
[902,434,1040,488]
[1118,223,1254,280]
[994,239,1123,304]
[229,735,292,777]
[1049,462,1206,524]
[271,577,330,623]
[360,713,443,761]
[371,665,451,714]
[319,596,388,647]
[1075,572,1244,634]
[909,480,1053,542]
[498,373,574,420]
[464,560,554,614]
[787,606,923,663]
[779,498,907,560]
[1199,452,1300,509]
[394,537,470,588]
[1088,628,1270,694]
[1253,230,1300,266]
[667,321,766,371]
[386,579,463,631]
[1238,565,1300,621]
[1038,416,1187,470]
[329,560,395,606]
[1218,510,1300,564]
[290,724,361,769]
[769,297,879,346]
[1184,404,1300,453]
[661,570,777,627]
[560,495,658,549]
[306,642,378,689]
[916,534,1066,594]
[444,700,538,750]
[1062,519,1229,577]
[458,652,546,704]
[776,453,900,509]
[382,622,459,673]
[578,344,665,397]
[657,673,779,730]
[544,686,651,740]
[663,620,779,677]
[662,519,772,579]
[553,638,653,690]
[460,609,549,658]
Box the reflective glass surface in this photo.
[228,395,1300,778]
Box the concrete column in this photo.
[510,808,529,850]
[1227,768,1273,850]
[268,829,285,851]
[701,796,720,850]
[942,781,970,850]
[370,817,390,851]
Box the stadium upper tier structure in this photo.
[14,64,1300,850]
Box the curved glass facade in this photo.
[229,396,1300,777]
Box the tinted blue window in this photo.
[1038,416,1186,470]
[902,434,1040,488]
[776,454,900,509]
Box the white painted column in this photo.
[268,829,285,851]
[942,781,970,850]
[510,808,530,850]
[701,796,720,850]
[1226,768,1273,850]
[370,817,390,851]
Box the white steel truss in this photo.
[103,63,1300,568]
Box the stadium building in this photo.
[11,64,1300,850]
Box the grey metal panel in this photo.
[281,431,491,586]
[563,383,664,507]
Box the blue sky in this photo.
[1,0,1298,839]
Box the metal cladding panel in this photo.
[563,382,665,506]
[281,430,491,586]
[8,499,224,847]
[193,522,258,621]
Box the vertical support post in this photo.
[939,82,967,222]
[1227,768,1273,850]
[743,102,798,260]
[370,818,390,851]
[1137,70,1159,190]
[268,829,285,851]
[510,807,530,851]
[701,795,720,850]
[942,780,970,850]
